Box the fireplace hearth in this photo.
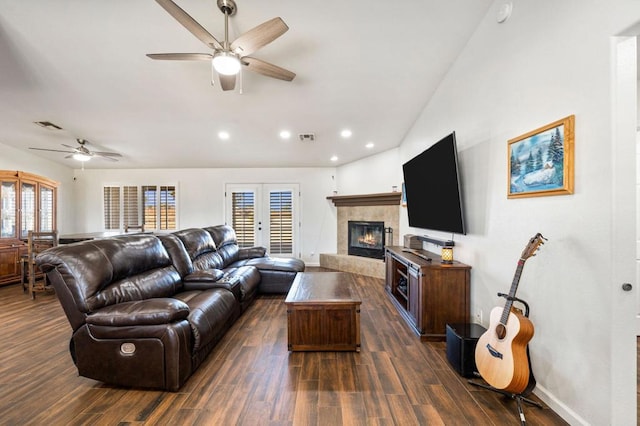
[348,221,385,259]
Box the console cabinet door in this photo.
[0,244,22,285]
[407,264,421,330]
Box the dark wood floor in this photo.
[0,271,568,425]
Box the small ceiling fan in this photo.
[147,0,295,91]
[29,139,122,162]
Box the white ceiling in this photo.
[0,0,492,169]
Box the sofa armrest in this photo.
[183,269,225,283]
[85,298,190,327]
[238,246,267,260]
[183,274,242,300]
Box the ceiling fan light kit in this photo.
[149,0,295,91]
[72,153,92,162]
[213,51,241,75]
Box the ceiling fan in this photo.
[147,0,295,91]
[29,139,122,162]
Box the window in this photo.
[122,186,139,228]
[103,184,177,231]
[142,185,157,229]
[103,186,121,230]
[159,186,176,230]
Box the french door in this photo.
[225,183,299,257]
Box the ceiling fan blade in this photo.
[231,17,288,56]
[94,154,119,162]
[93,151,122,157]
[61,143,81,151]
[219,73,236,91]
[155,0,222,49]
[29,147,75,154]
[242,57,295,81]
[147,53,213,61]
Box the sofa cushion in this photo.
[173,289,238,352]
[231,257,305,273]
[183,269,225,282]
[85,298,190,326]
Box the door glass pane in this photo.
[39,185,54,232]
[269,190,293,254]
[1,181,17,238]
[21,182,35,238]
[142,186,157,230]
[159,186,176,230]
[232,191,255,247]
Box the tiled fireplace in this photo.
[320,192,401,278]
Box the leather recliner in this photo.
[36,225,305,390]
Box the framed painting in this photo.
[507,115,574,198]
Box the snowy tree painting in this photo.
[508,116,574,198]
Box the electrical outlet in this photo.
[474,309,483,324]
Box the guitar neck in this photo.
[500,258,526,325]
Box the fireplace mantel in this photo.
[327,192,402,207]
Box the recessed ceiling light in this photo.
[340,129,352,138]
[365,142,374,149]
[218,131,230,140]
[330,155,338,162]
[279,130,291,139]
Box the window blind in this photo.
[159,186,176,230]
[231,191,255,248]
[39,186,54,232]
[142,185,157,229]
[122,186,139,227]
[103,186,121,230]
[269,191,293,254]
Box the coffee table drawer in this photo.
[287,303,360,351]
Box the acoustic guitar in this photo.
[474,233,546,394]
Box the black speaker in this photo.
[446,323,487,378]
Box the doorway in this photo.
[225,183,300,257]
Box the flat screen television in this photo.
[402,132,466,235]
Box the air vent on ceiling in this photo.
[34,121,63,130]
[298,133,315,142]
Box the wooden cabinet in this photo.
[385,246,471,340]
[0,240,26,286]
[0,171,58,285]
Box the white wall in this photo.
[0,141,75,233]
[335,1,640,424]
[72,167,337,265]
[336,148,401,195]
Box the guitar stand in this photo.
[468,294,543,426]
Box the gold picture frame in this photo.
[507,115,574,198]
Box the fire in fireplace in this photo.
[348,221,385,259]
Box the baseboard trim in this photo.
[533,384,589,425]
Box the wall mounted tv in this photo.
[402,132,466,235]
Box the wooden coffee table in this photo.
[285,272,362,352]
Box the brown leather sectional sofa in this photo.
[36,224,305,391]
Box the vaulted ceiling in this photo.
[0,0,492,169]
